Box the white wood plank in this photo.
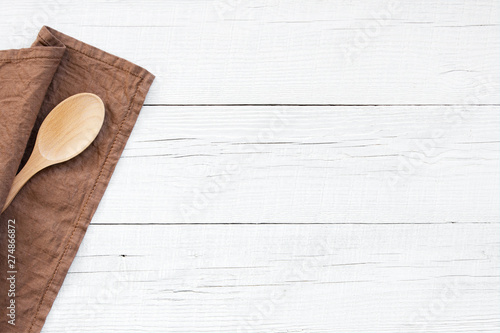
[42,223,500,332]
[1,2,497,332]
[91,105,500,224]
[1,0,499,104]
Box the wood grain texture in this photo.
[91,105,500,224]
[41,224,500,332]
[0,0,499,104]
[0,0,497,332]
[1,93,105,213]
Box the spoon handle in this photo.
[1,150,48,214]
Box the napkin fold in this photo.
[0,26,154,332]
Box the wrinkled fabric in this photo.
[0,26,154,332]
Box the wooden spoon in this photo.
[1,93,105,213]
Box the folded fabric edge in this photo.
[23,26,155,333]
[37,26,155,81]
[0,45,65,210]
[0,46,64,62]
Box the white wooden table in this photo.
[2,1,499,332]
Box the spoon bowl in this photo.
[1,93,105,213]
[38,93,105,162]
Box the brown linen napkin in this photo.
[0,26,154,332]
